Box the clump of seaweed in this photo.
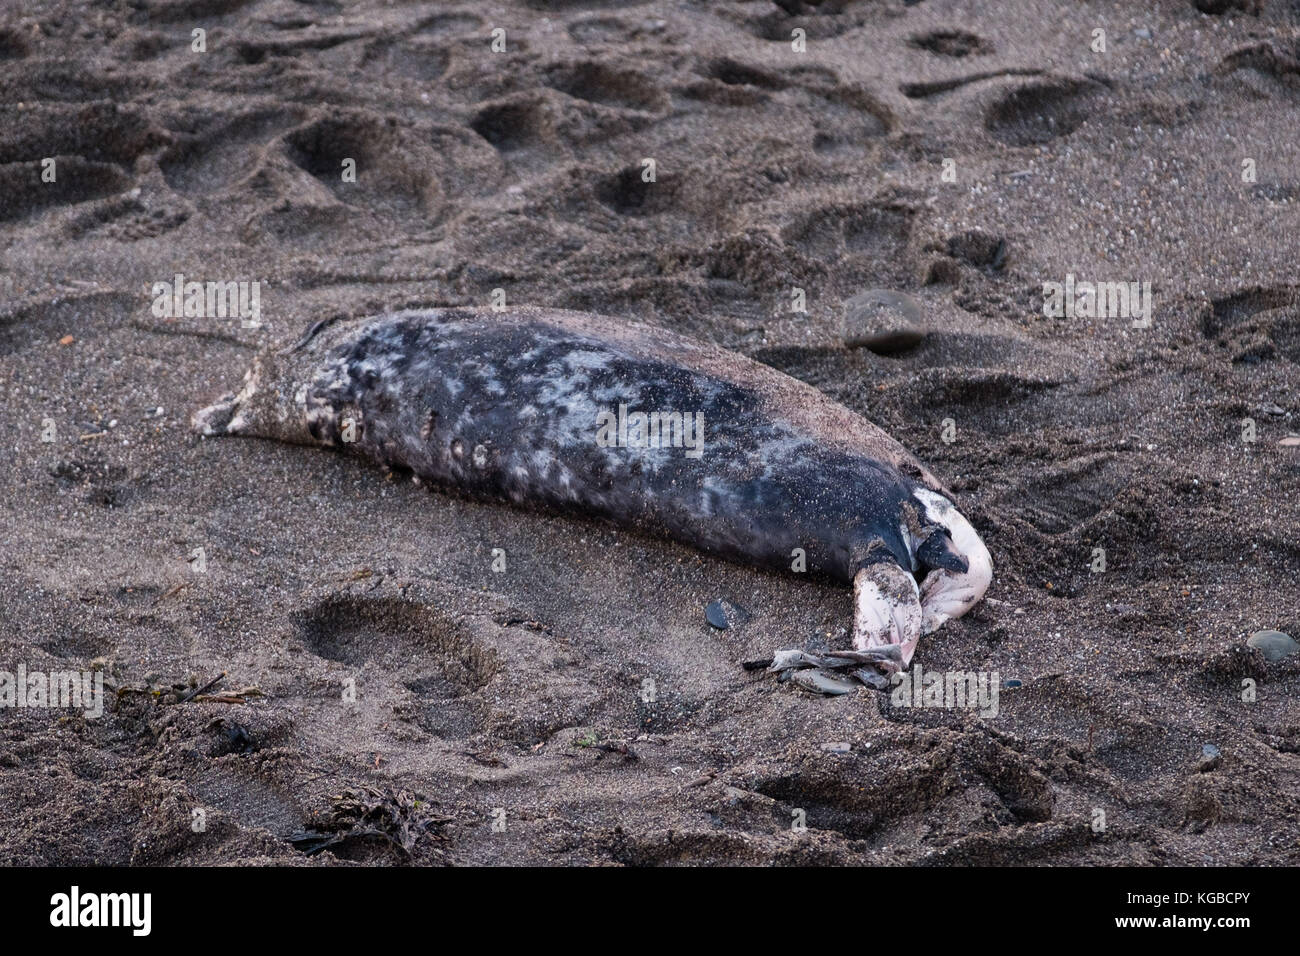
[290,786,452,860]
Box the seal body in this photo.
[195,307,992,668]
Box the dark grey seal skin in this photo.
[193,307,991,668]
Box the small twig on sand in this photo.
[681,771,716,789]
[176,671,227,704]
[593,742,638,761]
[152,583,188,607]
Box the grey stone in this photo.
[1247,630,1298,661]
[842,289,926,355]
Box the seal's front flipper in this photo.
[852,562,923,671]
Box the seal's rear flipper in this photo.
[193,392,239,436]
[852,562,923,671]
[193,359,263,437]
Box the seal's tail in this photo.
[192,392,240,436]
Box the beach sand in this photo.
[2,0,1298,865]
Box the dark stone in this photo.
[706,599,751,630]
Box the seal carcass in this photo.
[193,307,992,669]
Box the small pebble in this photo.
[1247,629,1298,661]
[1198,744,1222,772]
[706,599,750,630]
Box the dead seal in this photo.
[193,307,991,670]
